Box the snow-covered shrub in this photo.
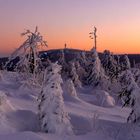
[119,70,140,122]
[65,78,77,97]
[38,62,73,134]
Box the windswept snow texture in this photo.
[0,71,139,140]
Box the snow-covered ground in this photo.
[0,71,139,140]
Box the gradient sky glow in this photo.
[0,0,140,56]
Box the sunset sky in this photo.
[0,0,140,56]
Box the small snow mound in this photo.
[93,90,115,107]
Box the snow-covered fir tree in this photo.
[119,70,140,122]
[68,61,82,88]
[74,60,86,84]
[85,48,108,89]
[120,54,131,71]
[102,50,120,81]
[76,51,87,68]
[58,49,65,65]
[58,49,69,76]
[132,68,140,87]
[38,62,73,134]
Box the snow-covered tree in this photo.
[85,48,108,88]
[58,49,65,65]
[5,27,47,83]
[75,60,86,83]
[58,49,69,76]
[65,78,77,97]
[119,70,140,122]
[102,50,120,81]
[38,62,73,134]
[68,61,82,88]
[131,68,140,87]
[76,51,87,68]
[120,54,131,71]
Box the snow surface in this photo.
[0,71,139,140]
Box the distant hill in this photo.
[40,49,140,66]
[0,48,140,69]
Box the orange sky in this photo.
[0,0,140,56]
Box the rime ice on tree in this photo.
[120,54,131,71]
[38,62,73,135]
[132,68,140,87]
[102,50,119,81]
[5,27,47,82]
[68,61,82,88]
[119,70,140,123]
[85,48,107,88]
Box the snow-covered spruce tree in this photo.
[132,68,140,87]
[85,48,108,89]
[57,49,69,76]
[38,62,73,134]
[120,54,131,71]
[102,50,120,81]
[5,27,47,83]
[74,60,86,84]
[68,61,82,88]
[76,51,87,68]
[119,70,140,122]
[58,49,65,65]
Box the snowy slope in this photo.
[0,71,139,140]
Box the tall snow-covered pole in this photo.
[94,27,97,50]
[89,26,97,50]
